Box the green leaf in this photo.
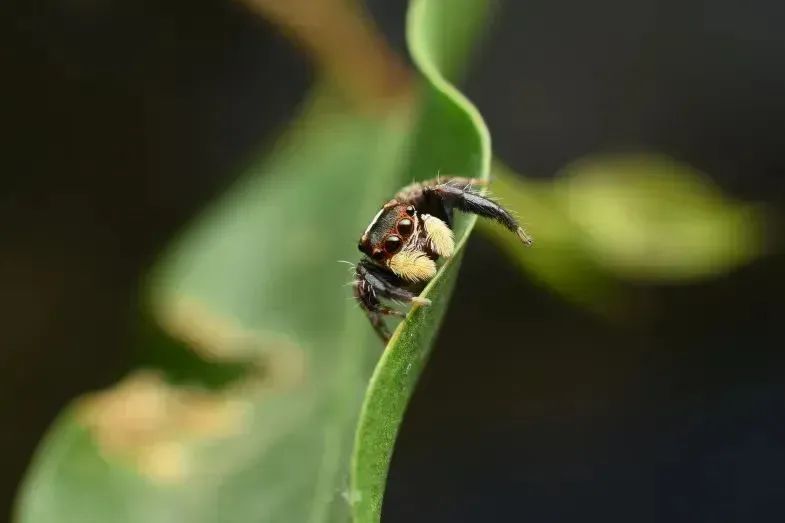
[557,154,766,280]
[480,154,767,314]
[15,1,493,522]
[350,0,493,518]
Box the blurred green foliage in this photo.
[482,155,766,314]
[559,154,764,280]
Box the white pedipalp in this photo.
[387,250,437,282]
[421,214,455,258]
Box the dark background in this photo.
[3,0,785,521]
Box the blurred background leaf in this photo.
[16,90,411,523]
[479,154,768,314]
[558,154,766,280]
[14,0,493,522]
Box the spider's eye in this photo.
[405,205,415,216]
[397,218,413,236]
[372,249,385,260]
[384,235,402,254]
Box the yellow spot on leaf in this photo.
[77,371,249,484]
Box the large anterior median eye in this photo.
[397,218,413,236]
[384,235,402,254]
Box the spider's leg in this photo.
[426,183,533,245]
[354,259,430,342]
[356,259,430,304]
[395,177,486,205]
[354,279,394,342]
[422,176,488,189]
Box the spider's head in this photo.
[358,200,436,281]
[358,200,416,261]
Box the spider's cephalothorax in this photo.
[353,176,532,341]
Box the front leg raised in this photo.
[426,182,533,245]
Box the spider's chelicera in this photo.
[353,176,532,341]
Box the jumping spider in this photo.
[354,176,532,341]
